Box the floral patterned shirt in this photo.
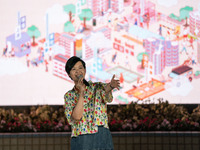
[64,81,113,137]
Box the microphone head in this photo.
[77,74,89,86]
[77,74,83,79]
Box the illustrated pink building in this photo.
[59,33,89,59]
[144,38,179,67]
[53,54,70,81]
[189,10,200,37]
[144,38,157,62]
[132,0,156,19]
[87,0,109,17]
[58,27,111,59]
[164,41,179,66]
[153,46,165,75]
[59,33,75,58]
[87,0,125,17]
[112,34,135,56]
[110,0,124,13]
[144,38,165,75]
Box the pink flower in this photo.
[174,119,181,124]
[1,120,6,124]
[194,122,199,127]
[132,122,137,129]
[64,125,69,131]
[14,117,19,121]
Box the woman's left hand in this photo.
[110,74,120,90]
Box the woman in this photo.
[64,56,120,150]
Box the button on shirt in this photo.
[64,81,113,137]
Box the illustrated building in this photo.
[59,26,111,59]
[143,39,165,76]
[87,0,125,17]
[88,55,112,83]
[144,38,157,62]
[164,41,179,67]
[6,32,31,57]
[53,54,70,81]
[58,32,95,59]
[144,38,179,71]
[153,45,165,75]
[189,9,200,37]
[132,0,156,19]
[110,0,124,13]
[59,33,75,58]
[87,0,109,17]
[145,61,154,82]
[113,34,135,56]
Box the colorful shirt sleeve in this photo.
[97,82,113,103]
[64,92,75,125]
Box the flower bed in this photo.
[0,99,200,132]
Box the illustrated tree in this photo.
[137,52,148,69]
[169,13,181,21]
[169,6,193,27]
[27,25,41,46]
[179,6,193,27]
[78,8,93,29]
[64,21,75,32]
[63,4,76,22]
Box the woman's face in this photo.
[69,61,86,82]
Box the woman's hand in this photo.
[76,75,85,95]
[109,74,120,90]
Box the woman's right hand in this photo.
[76,76,85,95]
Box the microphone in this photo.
[78,75,89,86]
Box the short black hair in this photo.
[65,56,86,75]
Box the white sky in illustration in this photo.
[86,32,112,50]
[157,0,178,7]
[0,58,28,76]
[46,4,68,24]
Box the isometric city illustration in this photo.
[0,0,200,105]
